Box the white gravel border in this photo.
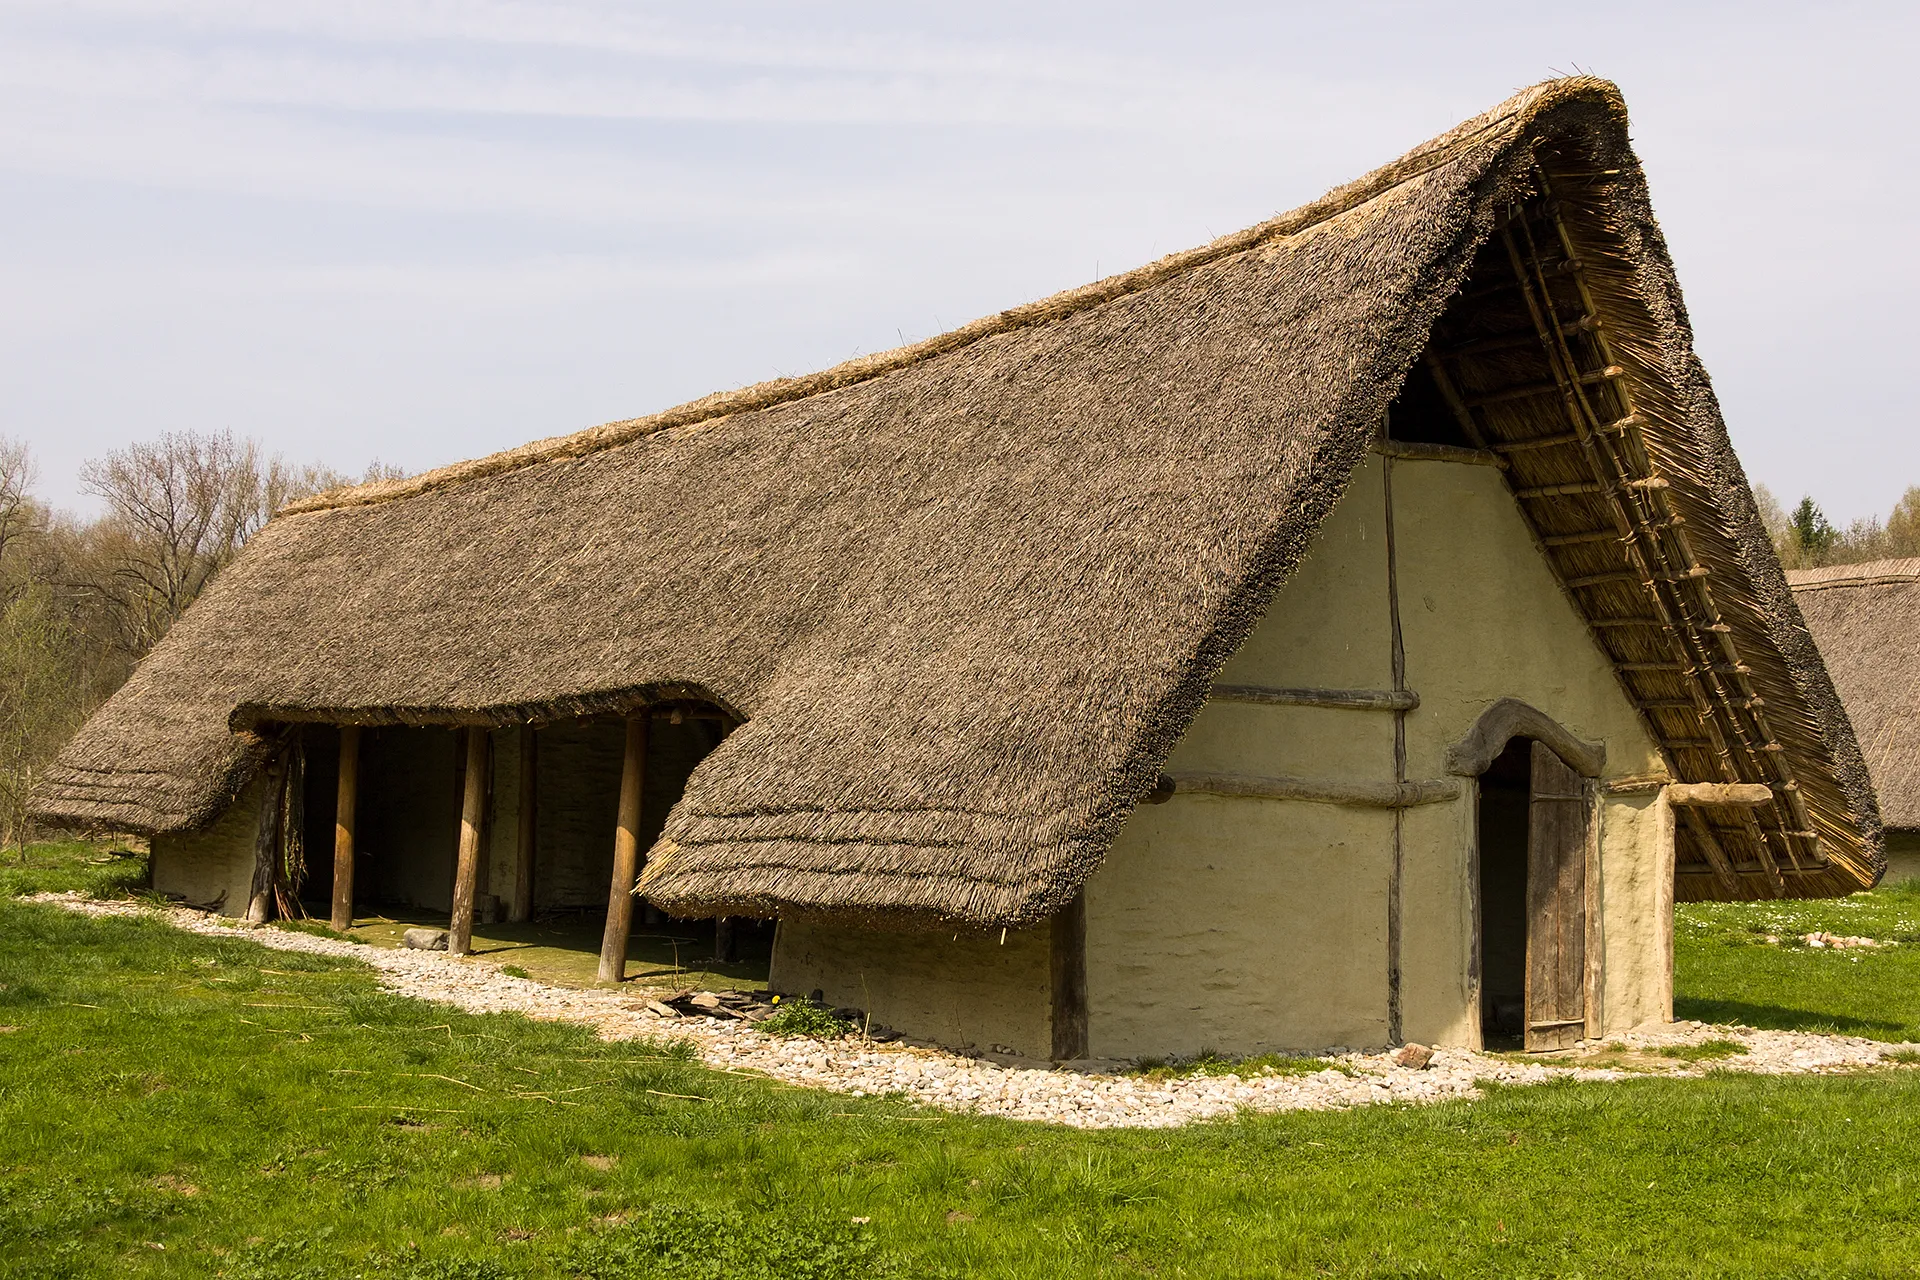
[27,893,1917,1129]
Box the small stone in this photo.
[402,928,448,951]
[688,993,722,1010]
[643,1000,679,1018]
[1393,1043,1435,1070]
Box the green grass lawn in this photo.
[1675,881,1920,1040]
[7,842,1920,1276]
[0,838,152,901]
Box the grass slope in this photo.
[2,890,1920,1276]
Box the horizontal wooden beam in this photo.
[1373,440,1506,469]
[1668,782,1775,807]
[1541,528,1624,547]
[1602,773,1671,794]
[1488,414,1644,454]
[1678,862,1829,878]
[1515,480,1605,499]
[1210,684,1419,712]
[1464,365,1624,408]
[1157,771,1460,809]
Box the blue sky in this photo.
[5,1,1915,521]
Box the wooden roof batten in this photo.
[1420,164,1824,898]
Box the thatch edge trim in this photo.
[279,78,1624,520]
[1787,559,1920,592]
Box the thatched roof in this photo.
[35,78,1880,919]
[1789,560,1920,832]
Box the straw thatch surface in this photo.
[34,77,1879,921]
[1790,560,1920,832]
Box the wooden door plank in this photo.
[1526,742,1588,1051]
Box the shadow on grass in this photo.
[1674,995,1916,1041]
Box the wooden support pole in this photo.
[1679,806,1743,894]
[1050,892,1088,1061]
[1420,351,1489,448]
[448,727,489,956]
[330,726,360,933]
[245,755,287,925]
[598,715,649,984]
[510,725,536,923]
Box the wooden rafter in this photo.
[1527,188,1819,879]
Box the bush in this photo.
[760,1000,853,1039]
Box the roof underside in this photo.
[33,78,1881,919]
[1789,560,1920,833]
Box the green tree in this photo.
[1883,487,1920,559]
[1789,496,1837,565]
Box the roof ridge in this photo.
[281,75,1622,519]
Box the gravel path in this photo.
[29,893,1917,1129]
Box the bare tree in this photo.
[75,431,357,653]
[0,439,45,601]
[79,431,253,647]
[0,434,402,847]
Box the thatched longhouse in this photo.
[36,78,1880,1058]
[1789,559,1920,881]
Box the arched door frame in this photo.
[1446,697,1605,780]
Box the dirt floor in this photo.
[319,907,774,992]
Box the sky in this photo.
[4,0,1915,523]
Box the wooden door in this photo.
[1525,741,1588,1051]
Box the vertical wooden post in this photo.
[245,755,287,925]
[1654,789,1677,1023]
[1583,779,1605,1041]
[330,726,361,933]
[278,737,306,920]
[1049,891,1088,1061]
[510,725,536,923]
[598,715,648,984]
[448,727,489,956]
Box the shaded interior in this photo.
[1477,738,1533,1049]
[283,706,773,975]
